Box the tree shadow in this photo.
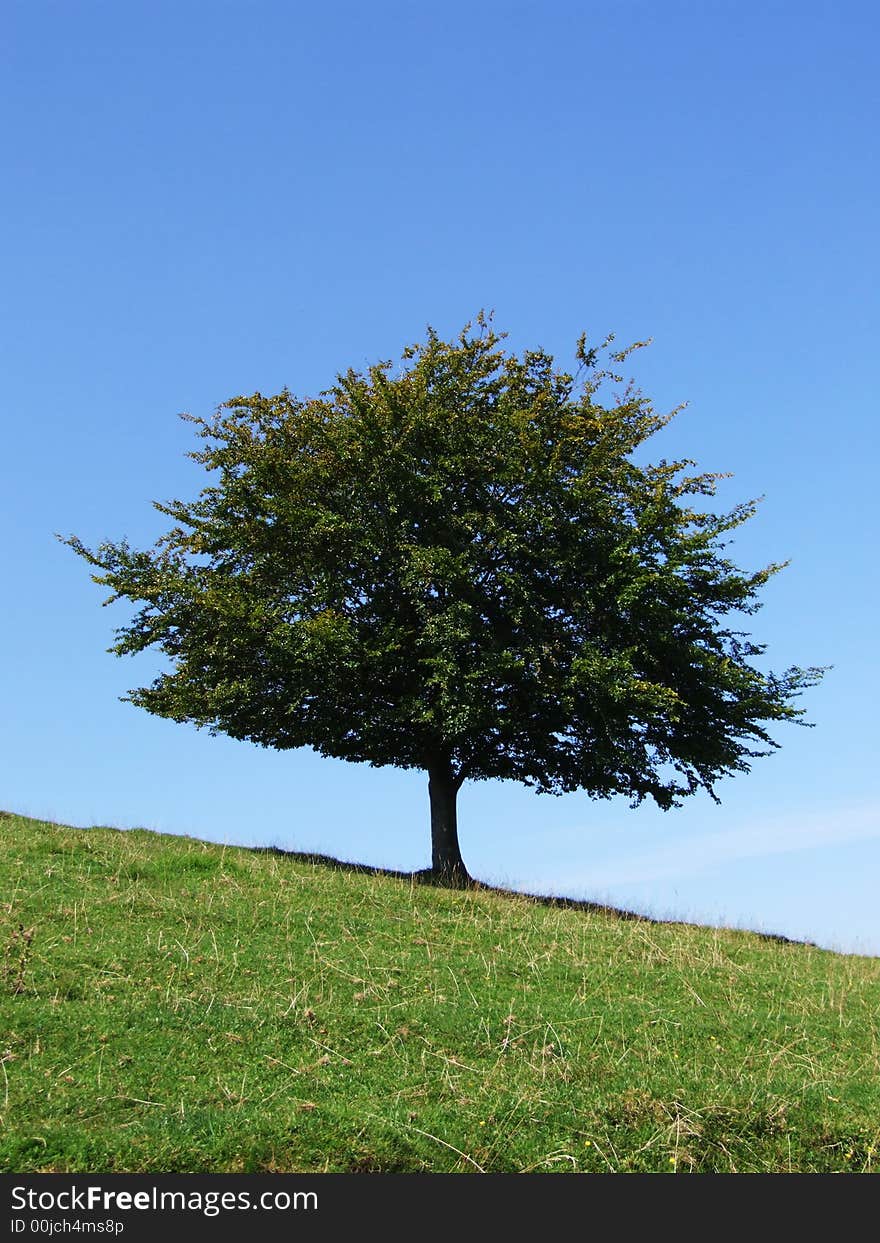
[246,842,814,947]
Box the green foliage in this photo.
[63,314,823,822]
[1,813,878,1174]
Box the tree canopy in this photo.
[64,315,824,880]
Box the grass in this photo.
[1,809,878,1173]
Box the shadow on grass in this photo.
[0,808,815,950]
[246,841,814,948]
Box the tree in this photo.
[63,315,824,883]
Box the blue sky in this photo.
[3,1,878,955]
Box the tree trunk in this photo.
[428,761,469,884]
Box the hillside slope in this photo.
[1,811,878,1172]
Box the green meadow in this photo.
[1,810,878,1173]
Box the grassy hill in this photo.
[1,810,878,1173]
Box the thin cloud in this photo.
[557,804,880,889]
